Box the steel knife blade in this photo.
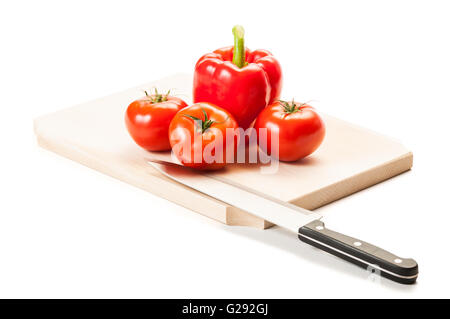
[146,158,419,284]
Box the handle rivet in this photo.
[394,258,403,264]
[354,241,362,247]
[316,226,324,230]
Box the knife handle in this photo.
[298,220,418,284]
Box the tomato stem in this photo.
[144,88,170,103]
[232,25,246,68]
[182,108,215,133]
[279,99,303,114]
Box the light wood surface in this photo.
[34,73,412,229]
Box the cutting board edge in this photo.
[34,117,412,230]
[289,151,413,210]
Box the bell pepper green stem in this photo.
[232,25,246,68]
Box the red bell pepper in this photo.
[193,26,282,129]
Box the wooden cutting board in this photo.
[34,73,412,229]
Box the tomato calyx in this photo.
[182,108,217,133]
[144,88,171,103]
[278,99,306,114]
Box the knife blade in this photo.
[146,158,419,284]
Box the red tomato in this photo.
[254,100,326,161]
[169,103,239,170]
[125,90,187,151]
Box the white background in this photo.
[1,0,449,298]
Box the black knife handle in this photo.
[298,220,418,284]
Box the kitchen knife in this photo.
[146,158,418,284]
